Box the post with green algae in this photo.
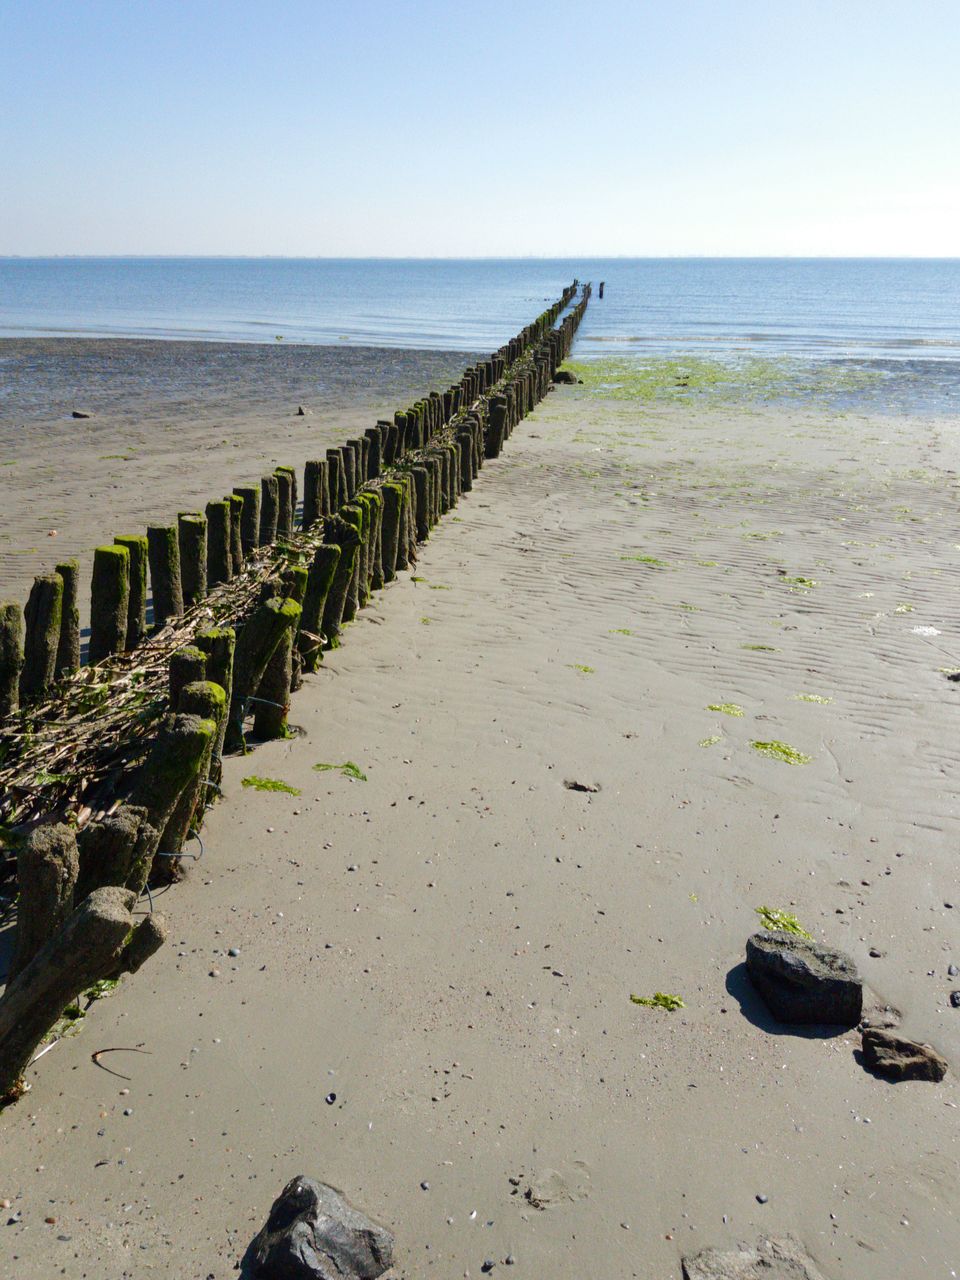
[227,493,244,569]
[195,625,235,782]
[321,517,360,649]
[88,545,130,664]
[8,823,79,984]
[177,512,207,609]
[379,482,403,583]
[340,502,366,619]
[205,499,232,587]
[259,473,280,546]
[302,459,325,530]
[276,464,297,521]
[411,466,430,542]
[340,444,357,501]
[75,805,159,902]
[53,558,80,678]
[299,544,340,673]
[168,644,207,709]
[114,535,148,650]
[147,524,184,628]
[274,467,295,540]
[0,602,24,718]
[255,568,307,738]
[364,426,382,479]
[159,680,227,860]
[20,572,63,702]
[233,485,260,557]
[224,596,301,753]
[367,489,385,591]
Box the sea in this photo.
[2,257,960,408]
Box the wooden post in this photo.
[206,499,232,587]
[8,823,79,983]
[255,570,307,739]
[274,468,294,540]
[299,545,340,673]
[20,573,63,702]
[88,545,130,664]
[75,805,159,901]
[160,680,227,858]
[53,558,80,678]
[114,535,148,650]
[224,597,301,752]
[169,644,207,709]
[321,518,360,648]
[259,474,280,545]
[195,626,235,782]
[228,493,244,569]
[0,602,24,718]
[302,460,324,530]
[234,485,261,557]
[326,449,345,510]
[147,524,184,628]
[178,512,207,608]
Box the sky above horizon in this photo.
[2,0,958,258]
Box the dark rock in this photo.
[563,779,600,793]
[682,1235,828,1279]
[71,409,92,419]
[552,370,581,385]
[745,931,862,1026]
[251,1176,394,1279]
[950,991,960,1009]
[297,406,307,416]
[861,1028,948,1082]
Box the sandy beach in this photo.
[0,339,476,622]
[3,372,960,1279]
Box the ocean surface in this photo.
[2,257,959,361]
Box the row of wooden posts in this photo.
[0,282,591,1100]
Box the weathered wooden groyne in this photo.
[0,282,590,1099]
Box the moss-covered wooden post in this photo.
[88,544,130,664]
[159,680,227,860]
[224,596,301,753]
[302,459,324,529]
[178,512,207,608]
[411,467,430,543]
[195,625,235,782]
[274,467,294,540]
[169,644,207,709]
[20,573,63,702]
[147,524,184,628]
[348,437,368,484]
[234,485,260,557]
[75,805,159,902]
[340,503,365,620]
[228,493,244,569]
[0,602,24,718]
[255,569,306,738]
[8,823,78,983]
[277,464,297,520]
[365,426,383,479]
[206,499,232,587]
[259,473,280,545]
[380,482,403,583]
[114,535,147,650]
[367,488,385,591]
[299,544,340,673]
[53,558,80,678]
[321,517,360,648]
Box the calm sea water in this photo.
[2,258,959,363]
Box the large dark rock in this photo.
[861,1028,948,1082]
[682,1235,828,1279]
[552,370,581,384]
[745,931,862,1026]
[251,1176,394,1279]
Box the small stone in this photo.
[869,947,883,958]
[45,1216,56,1225]
[209,969,220,978]
[71,409,92,419]
[250,1176,393,1279]
[420,1181,430,1191]
[950,991,960,1008]
[228,947,240,958]
[756,1194,768,1204]
[122,1109,132,1117]
[0,1200,9,1210]
[325,1093,336,1105]
[861,1028,948,1082]
[504,1256,516,1266]
[948,964,958,977]
[481,1262,495,1274]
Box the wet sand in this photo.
[2,379,960,1278]
[0,339,477,621]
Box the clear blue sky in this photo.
[2,0,957,256]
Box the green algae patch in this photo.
[241,775,301,795]
[699,735,722,748]
[743,530,783,541]
[428,584,451,591]
[755,906,812,938]
[609,628,633,636]
[782,576,818,590]
[751,740,812,765]
[707,703,744,717]
[697,560,719,567]
[420,617,432,625]
[621,554,668,567]
[314,760,367,782]
[894,603,914,614]
[741,643,780,652]
[794,693,832,704]
[570,664,595,674]
[630,992,685,1011]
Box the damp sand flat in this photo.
[2,387,960,1278]
[0,339,477,618]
